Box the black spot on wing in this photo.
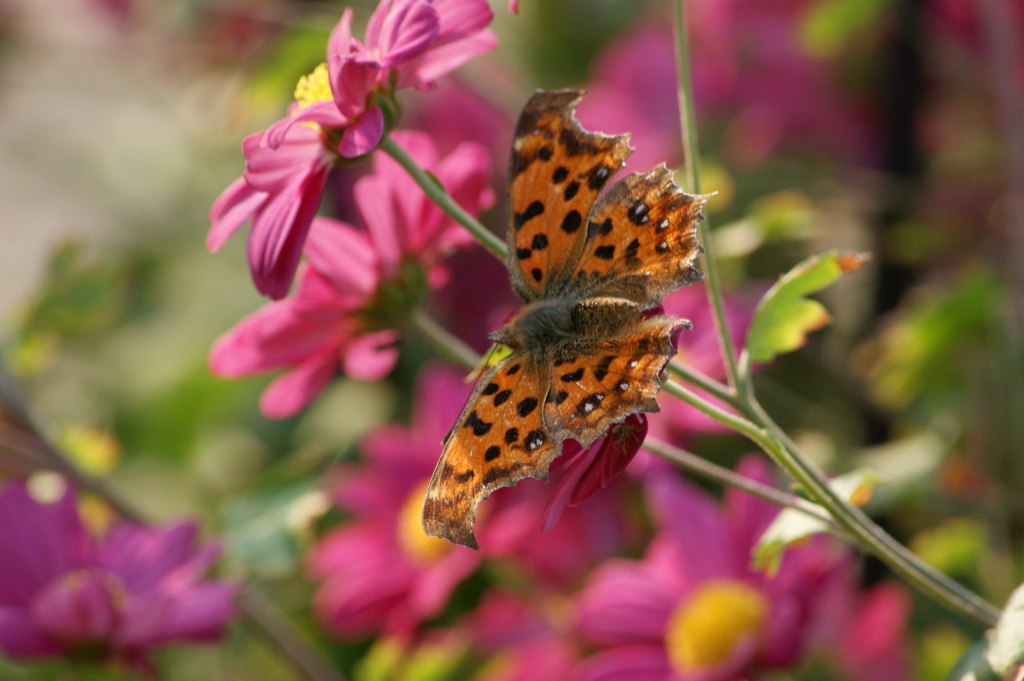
[517,397,538,417]
[514,200,545,230]
[561,210,583,234]
[560,367,585,382]
[484,446,501,462]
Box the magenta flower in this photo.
[209,132,493,418]
[208,0,495,299]
[0,479,236,669]
[573,456,862,681]
[467,591,578,681]
[307,364,481,637]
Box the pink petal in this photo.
[402,31,497,88]
[341,330,400,380]
[244,126,324,191]
[326,8,355,61]
[646,473,736,582]
[101,522,202,593]
[339,107,385,158]
[0,482,93,606]
[207,177,264,252]
[246,164,329,299]
[570,646,670,681]
[329,58,381,119]
[367,0,439,66]
[508,0,519,13]
[263,101,349,150]
[0,607,60,658]
[32,569,120,642]
[354,173,402,277]
[303,218,380,297]
[259,348,342,418]
[152,583,237,643]
[576,559,677,646]
[208,297,344,377]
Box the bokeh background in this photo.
[1,0,1023,678]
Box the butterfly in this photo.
[422,89,708,548]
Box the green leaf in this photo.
[987,582,1024,676]
[753,468,877,574]
[745,251,869,364]
[946,639,997,681]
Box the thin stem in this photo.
[660,379,765,442]
[238,588,349,681]
[643,437,839,530]
[666,360,736,407]
[380,136,507,261]
[672,0,744,392]
[745,397,1001,627]
[408,309,482,370]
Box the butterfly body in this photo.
[423,90,708,548]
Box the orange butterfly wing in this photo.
[422,352,557,548]
[507,90,631,302]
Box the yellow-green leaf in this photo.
[746,251,869,364]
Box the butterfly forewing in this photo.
[507,90,632,302]
[574,165,706,307]
[422,352,558,548]
[543,318,680,449]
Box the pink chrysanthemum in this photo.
[209,131,493,418]
[572,456,905,681]
[0,479,236,670]
[208,0,496,298]
[307,365,482,637]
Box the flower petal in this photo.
[339,107,385,158]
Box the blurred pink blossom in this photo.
[577,3,874,172]
[307,364,482,637]
[209,132,493,418]
[572,456,892,681]
[467,591,578,681]
[0,480,236,670]
[208,0,496,299]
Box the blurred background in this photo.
[1,0,1023,678]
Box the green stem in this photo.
[745,398,1001,627]
[380,136,507,260]
[672,0,744,393]
[408,309,481,370]
[643,437,839,530]
[666,360,736,406]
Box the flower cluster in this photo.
[0,478,236,670]
[209,131,493,418]
[208,0,496,298]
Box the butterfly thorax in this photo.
[489,295,646,353]
[489,298,576,350]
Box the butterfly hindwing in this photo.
[507,90,632,302]
[422,352,558,548]
[543,316,682,450]
[574,164,706,307]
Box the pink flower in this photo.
[208,0,496,299]
[577,6,874,172]
[573,456,861,681]
[209,132,493,418]
[833,583,911,681]
[0,479,236,669]
[307,364,482,638]
[466,591,578,681]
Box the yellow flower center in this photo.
[293,63,333,110]
[664,579,768,672]
[397,481,452,563]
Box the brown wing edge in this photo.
[421,355,562,550]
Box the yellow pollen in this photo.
[664,579,768,672]
[397,481,452,563]
[293,63,333,110]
